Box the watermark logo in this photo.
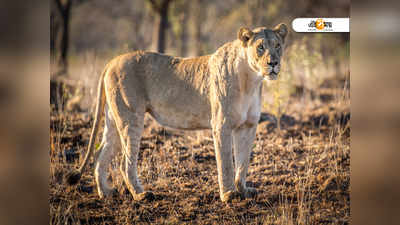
[315,18,325,30]
[292,18,349,32]
[307,18,333,31]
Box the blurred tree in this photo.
[51,0,92,77]
[51,0,72,76]
[189,0,204,56]
[170,0,189,56]
[147,0,175,53]
[179,8,188,56]
[51,0,91,110]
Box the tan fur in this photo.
[70,24,288,202]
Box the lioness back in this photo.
[111,51,213,130]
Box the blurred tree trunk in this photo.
[178,6,188,56]
[52,0,72,76]
[190,0,203,56]
[50,2,60,71]
[148,0,173,53]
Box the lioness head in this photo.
[238,23,288,80]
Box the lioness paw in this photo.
[98,188,119,199]
[221,190,241,203]
[134,191,155,201]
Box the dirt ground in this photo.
[50,76,350,224]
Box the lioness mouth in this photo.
[265,72,278,81]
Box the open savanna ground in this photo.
[50,70,349,224]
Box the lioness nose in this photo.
[268,61,278,67]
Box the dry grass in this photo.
[50,57,349,224]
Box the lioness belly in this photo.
[145,87,212,130]
[147,104,211,130]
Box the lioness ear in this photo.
[273,23,288,43]
[237,27,254,47]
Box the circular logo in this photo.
[315,18,325,30]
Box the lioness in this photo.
[67,24,288,202]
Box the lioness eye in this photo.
[258,45,264,51]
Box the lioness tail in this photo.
[66,68,107,185]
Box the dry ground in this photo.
[50,75,350,224]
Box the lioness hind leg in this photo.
[119,111,154,201]
[94,107,119,198]
[233,125,257,198]
[109,101,148,200]
[104,70,152,201]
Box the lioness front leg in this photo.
[233,125,257,198]
[212,123,236,202]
